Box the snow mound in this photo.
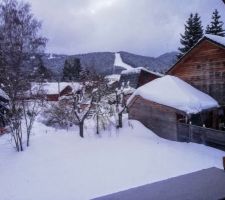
[128,75,219,114]
[114,53,133,70]
[0,117,224,200]
[121,67,163,77]
[205,34,225,47]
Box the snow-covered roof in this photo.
[205,34,225,47]
[128,75,219,114]
[121,67,163,77]
[105,74,121,81]
[0,88,9,100]
[114,53,133,70]
[106,74,121,86]
[32,82,82,94]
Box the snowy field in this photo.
[0,117,224,200]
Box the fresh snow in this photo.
[128,75,219,114]
[114,53,133,70]
[0,117,224,200]
[205,34,225,47]
[121,67,163,77]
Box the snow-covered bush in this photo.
[42,102,77,129]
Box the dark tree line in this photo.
[178,9,225,58]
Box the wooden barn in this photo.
[127,76,225,148]
[167,34,225,106]
[119,67,163,89]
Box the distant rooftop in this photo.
[121,67,163,77]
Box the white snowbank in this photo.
[114,53,133,70]
[0,117,224,200]
[205,34,225,47]
[121,67,163,77]
[128,75,219,114]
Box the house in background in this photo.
[127,75,219,141]
[119,67,163,89]
[31,82,82,101]
[167,34,225,107]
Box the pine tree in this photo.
[34,57,52,81]
[193,13,204,43]
[177,13,203,58]
[73,58,82,80]
[205,9,225,37]
[62,58,82,81]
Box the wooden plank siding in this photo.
[168,40,225,105]
[128,96,186,141]
[177,122,225,150]
[137,70,160,88]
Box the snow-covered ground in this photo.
[114,53,133,70]
[0,117,224,200]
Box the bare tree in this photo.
[0,0,47,151]
[8,106,23,151]
[22,83,46,147]
[115,83,134,128]
[73,96,93,138]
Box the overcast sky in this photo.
[27,0,225,57]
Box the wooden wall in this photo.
[128,96,183,141]
[168,40,225,105]
[138,70,160,87]
[47,94,59,101]
[177,123,225,151]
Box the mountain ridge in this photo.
[42,51,178,79]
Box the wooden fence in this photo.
[177,123,225,151]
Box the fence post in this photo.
[188,123,192,142]
[223,157,225,171]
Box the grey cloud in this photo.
[28,0,225,56]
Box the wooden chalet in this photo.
[119,67,163,89]
[127,76,225,149]
[167,34,225,107]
